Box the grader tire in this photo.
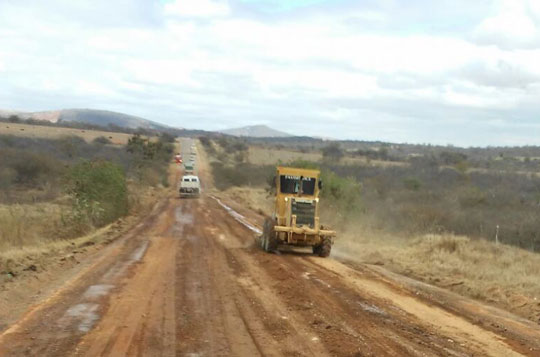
[264,230,278,252]
[312,245,322,255]
[318,237,332,257]
[262,218,277,252]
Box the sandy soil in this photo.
[0,138,539,356]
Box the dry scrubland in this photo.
[202,137,540,323]
[248,145,406,167]
[0,129,176,280]
[219,185,540,323]
[0,122,135,145]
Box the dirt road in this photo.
[1,139,540,356]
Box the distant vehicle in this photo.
[184,162,194,174]
[179,175,201,198]
[174,153,182,164]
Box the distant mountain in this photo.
[219,124,292,138]
[0,108,169,130]
[59,109,169,130]
[0,109,62,122]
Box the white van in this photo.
[179,175,201,198]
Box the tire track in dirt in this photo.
[206,198,466,356]
[0,198,170,357]
[209,195,540,356]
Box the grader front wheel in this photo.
[262,218,278,252]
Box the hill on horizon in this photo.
[0,108,170,130]
[219,124,292,138]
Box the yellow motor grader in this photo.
[260,166,336,257]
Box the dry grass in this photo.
[247,146,408,168]
[341,156,408,167]
[335,232,540,322]
[0,181,165,252]
[0,220,115,272]
[0,122,134,145]
[0,182,169,278]
[218,186,274,215]
[222,185,540,323]
[0,202,65,250]
[247,146,322,165]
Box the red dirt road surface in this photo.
[1,139,540,356]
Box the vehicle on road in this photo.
[184,162,194,174]
[179,175,201,198]
[260,166,336,257]
[174,153,183,164]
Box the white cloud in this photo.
[164,0,230,18]
[473,0,540,49]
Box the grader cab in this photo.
[260,166,336,257]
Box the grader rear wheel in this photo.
[318,237,332,257]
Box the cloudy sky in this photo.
[1,0,540,146]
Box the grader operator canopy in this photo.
[279,175,317,195]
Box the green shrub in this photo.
[0,149,64,185]
[322,143,344,161]
[127,134,173,162]
[0,167,17,190]
[93,136,112,145]
[210,162,274,191]
[199,136,216,155]
[67,160,128,227]
[159,132,176,144]
[458,186,487,208]
[403,177,422,191]
[56,135,86,158]
[320,170,362,212]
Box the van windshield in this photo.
[280,175,316,195]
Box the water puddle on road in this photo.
[211,196,262,235]
[101,262,128,281]
[83,284,114,300]
[357,302,387,316]
[175,205,194,225]
[172,204,194,236]
[58,241,150,335]
[302,272,332,288]
[60,303,100,333]
[130,241,149,262]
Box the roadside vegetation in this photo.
[0,133,174,255]
[214,137,540,251]
[201,135,540,323]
